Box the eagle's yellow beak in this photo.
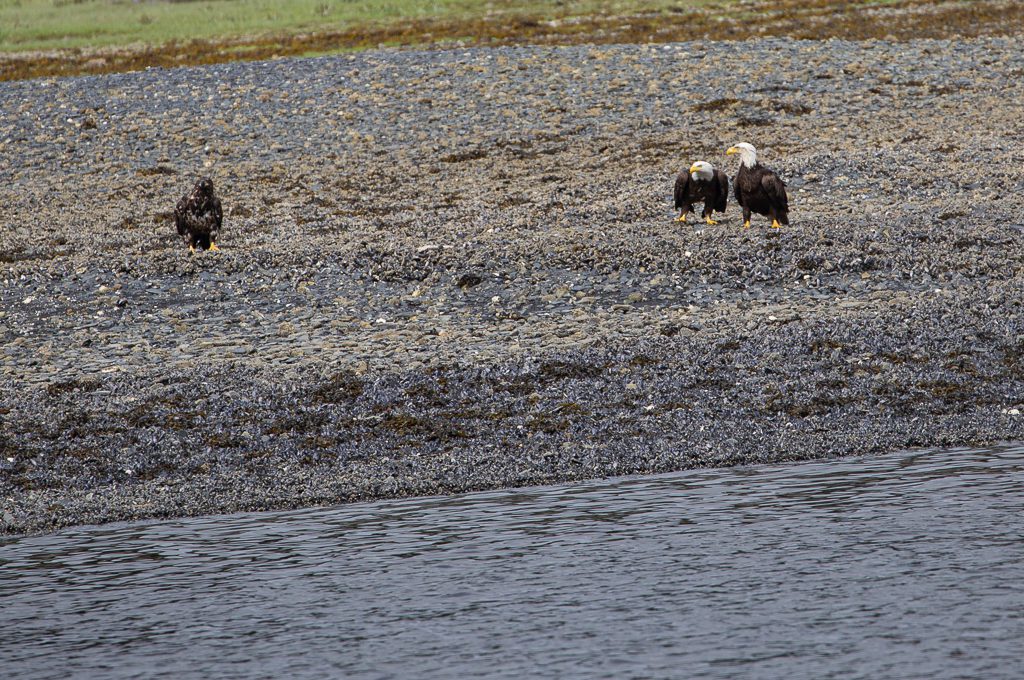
[688,164,700,174]
[726,147,738,155]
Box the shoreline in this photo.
[3,38,1024,535]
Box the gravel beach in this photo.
[3,38,1024,534]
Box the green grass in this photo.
[0,0,718,52]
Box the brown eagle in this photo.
[726,143,789,229]
[174,177,222,252]
[674,160,729,225]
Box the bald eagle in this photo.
[175,178,222,252]
[674,160,729,225]
[726,143,789,229]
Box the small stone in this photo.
[456,273,483,289]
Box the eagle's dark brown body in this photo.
[734,164,789,227]
[674,169,729,221]
[175,178,222,251]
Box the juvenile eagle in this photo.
[674,160,729,225]
[726,143,789,229]
[174,177,222,252]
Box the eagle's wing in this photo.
[673,172,691,210]
[174,195,189,236]
[733,171,743,206]
[761,171,788,211]
[211,196,223,232]
[713,169,729,213]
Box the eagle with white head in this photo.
[673,160,729,225]
[726,143,789,228]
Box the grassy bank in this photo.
[0,0,1022,81]
[1,0,712,51]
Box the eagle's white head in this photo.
[726,142,758,168]
[688,161,715,182]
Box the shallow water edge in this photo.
[3,443,1023,679]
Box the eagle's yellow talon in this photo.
[705,217,718,225]
[771,220,782,229]
[210,242,221,252]
[743,220,751,229]
[189,245,196,254]
[675,214,687,223]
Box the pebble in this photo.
[3,38,1024,535]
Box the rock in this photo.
[4,38,1024,535]
[456,274,483,289]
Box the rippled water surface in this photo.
[3,445,1024,679]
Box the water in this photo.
[3,445,1024,679]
